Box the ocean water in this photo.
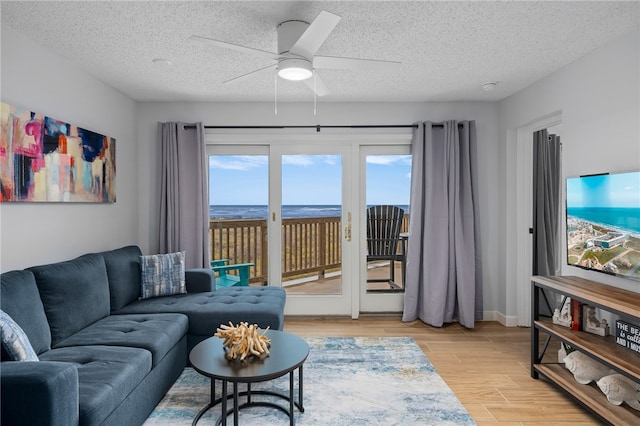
[566,207,640,234]
[210,205,409,219]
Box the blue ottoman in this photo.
[113,286,286,352]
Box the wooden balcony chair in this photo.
[210,259,255,290]
[366,205,405,289]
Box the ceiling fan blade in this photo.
[302,72,329,97]
[289,11,341,58]
[223,64,276,85]
[189,35,280,61]
[314,55,401,71]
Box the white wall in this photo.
[10,23,634,322]
[137,101,502,314]
[499,29,640,319]
[0,27,139,271]
[0,23,503,316]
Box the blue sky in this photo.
[209,154,411,205]
[566,171,640,208]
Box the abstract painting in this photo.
[0,102,115,202]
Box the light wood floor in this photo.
[283,317,603,426]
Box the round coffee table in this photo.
[189,330,309,426]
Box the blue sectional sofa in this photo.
[0,245,286,426]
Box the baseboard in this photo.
[485,311,518,327]
[287,312,520,327]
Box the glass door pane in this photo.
[281,154,342,296]
[365,154,411,292]
[208,154,268,285]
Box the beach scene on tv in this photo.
[566,171,640,281]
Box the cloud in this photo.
[324,155,338,165]
[282,155,314,166]
[366,155,411,165]
[209,156,267,171]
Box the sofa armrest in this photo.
[185,268,216,293]
[1,361,79,426]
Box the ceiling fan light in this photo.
[277,58,313,81]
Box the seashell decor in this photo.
[563,351,614,384]
[596,374,640,411]
[564,350,640,411]
[214,321,271,361]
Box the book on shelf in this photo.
[571,299,582,331]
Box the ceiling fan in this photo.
[189,10,401,96]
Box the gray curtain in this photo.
[532,130,561,316]
[532,130,561,276]
[402,121,483,329]
[157,122,210,268]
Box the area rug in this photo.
[144,337,476,425]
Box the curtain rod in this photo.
[200,124,417,132]
[182,123,467,132]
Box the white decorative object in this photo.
[583,305,609,336]
[596,374,640,411]
[563,351,615,384]
[558,343,568,364]
[553,298,572,327]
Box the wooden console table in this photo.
[531,275,640,426]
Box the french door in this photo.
[207,134,411,317]
[270,144,354,316]
[359,145,411,313]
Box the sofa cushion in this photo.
[0,309,39,361]
[114,286,287,335]
[54,313,188,367]
[39,345,152,426]
[29,253,111,347]
[0,269,51,355]
[140,251,186,299]
[100,245,143,312]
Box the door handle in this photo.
[344,211,352,241]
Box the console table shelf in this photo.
[531,275,640,426]
[533,364,640,425]
[534,320,640,380]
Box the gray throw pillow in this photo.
[140,251,186,299]
[0,309,39,362]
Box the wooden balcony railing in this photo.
[209,214,409,286]
[209,219,268,284]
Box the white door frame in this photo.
[515,113,562,326]
[206,132,411,318]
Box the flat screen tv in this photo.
[566,170,640,281]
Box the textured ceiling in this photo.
[2,1,639,102]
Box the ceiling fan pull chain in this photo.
[274,71,278,115]
[314,70,317,116]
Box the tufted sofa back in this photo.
[28,254,111,347]
[0,269,52,356]
[99,245,143,312]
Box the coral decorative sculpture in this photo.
[214,321,271,361]
[563,351,614,384]
[596,374,640,411]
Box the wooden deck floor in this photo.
[284,317,602,426]
[284,261,403,295]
